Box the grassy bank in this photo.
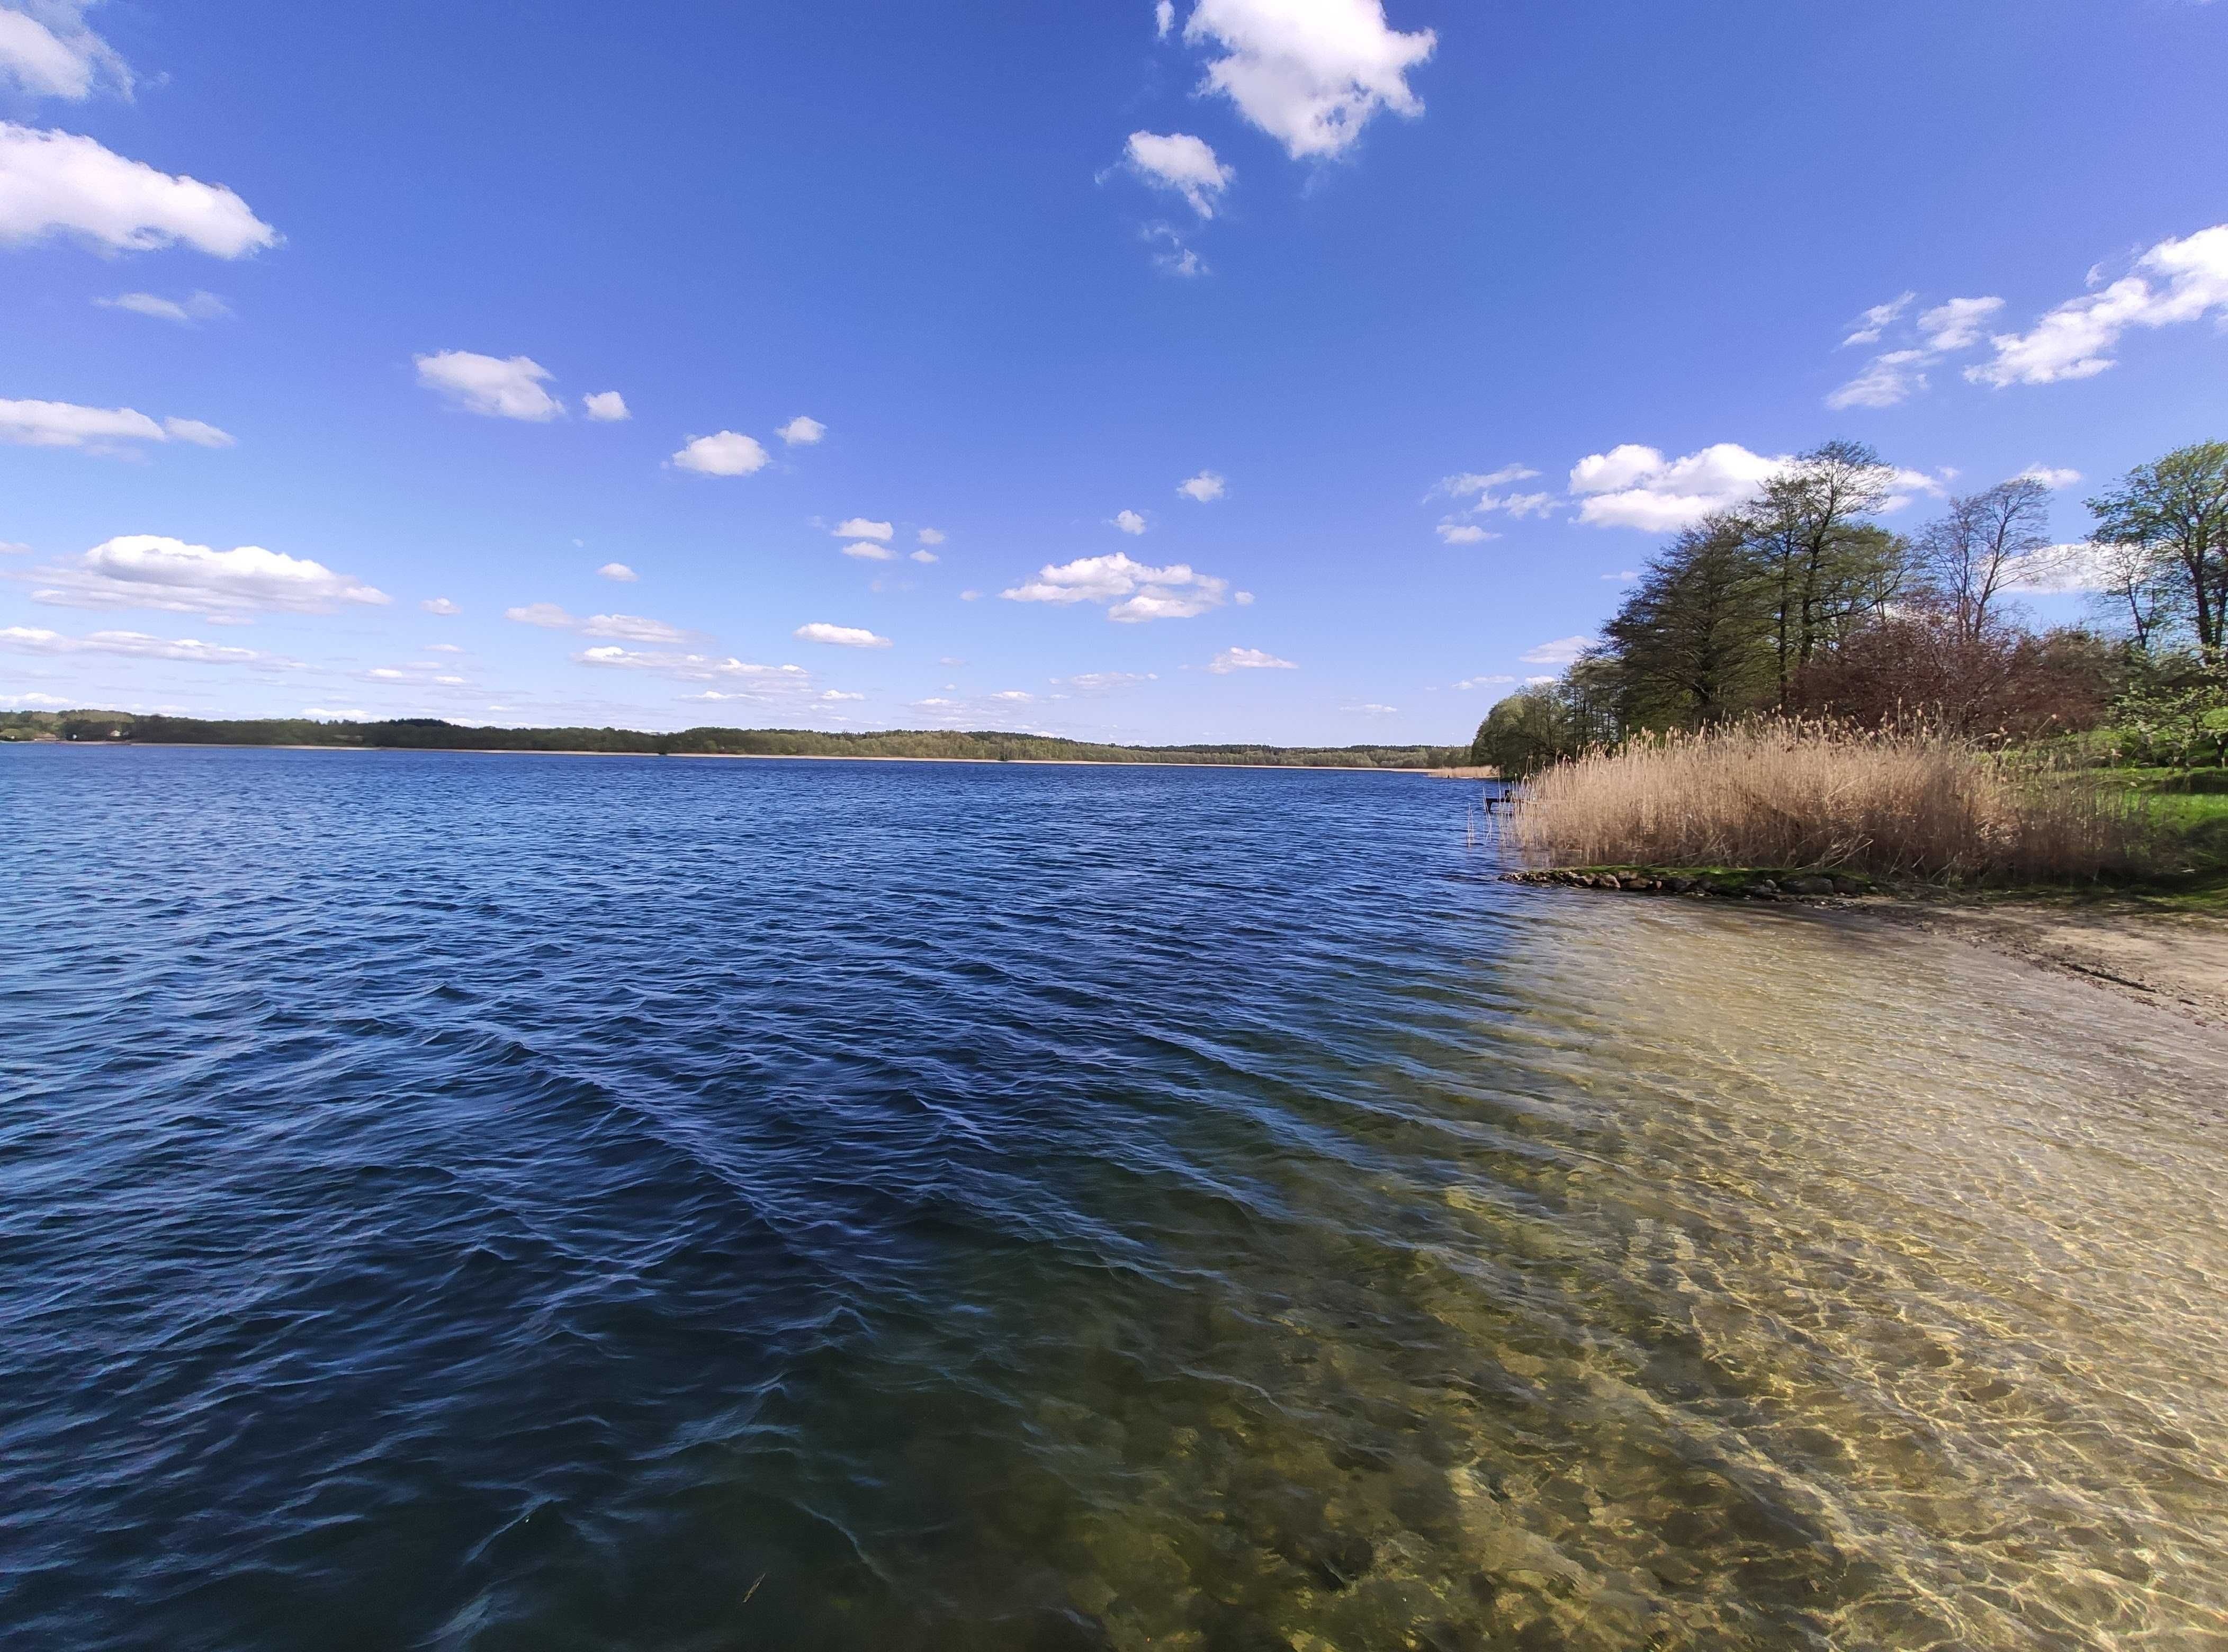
[0,710,1465,770]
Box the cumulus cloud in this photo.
[918,527,946,545]
[422,597,460,616]
[1454,674,1515,689]
[1840,292,1914,348]
[597,561,637,582]
[2001,542,2120,595]
[671,430,768,475]
[1183,0,1435,160]
[1002,551,1229,622]
[1,624,296,667]
[834,517,893,541]
[2016,464,2082,489]
[1521,634,1594,666]
[794,622,890,648]
[414,351,564,421]
[1971,225,2228,387]
[0,123,277,255]
[1207,645,1296,673]
[0,397,235,453]
[841,541,894,561]
[1176,470,1225,502]
[1432,463,1538,498]
[23,535,387,621]
[96,290,229,324]
[776,415,824,445]
[1155,0,1175,39]
[1567,442,1788,531]
[1435,523,1495,544]
[504,603,573,629]
[0,2,131,100]
[1114,509,1147,534]
[1124,130,1233,218]
[581,390,629,421]
[501,603,687,642]
[910,548,938,563]
[820,688,864,701]
[1059,670,1156,691]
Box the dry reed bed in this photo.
[1506,721,2149,883]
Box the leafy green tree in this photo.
[1741,439,1905,706]
[2088,441,2228,656]
[1602,512,1773,726]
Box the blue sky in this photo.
[4,0,2226,743]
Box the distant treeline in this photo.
[0,710,1465,769]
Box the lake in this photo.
[5,746,2226,1650]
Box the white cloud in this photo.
[1972,225,2228,387]
[504,603,573,628]
[1207,645,1296,673]
[2001,542,2117,595]
[1114,509,1147,534]
[910,548,938,563]
[820,689,864,702]
[1432,464,1541,501]
[300,706,367,720]
[1183,0,1435,160]
[414,351,564,421]
[97,290,229,324]
[2015,464,2082,489]
[0,397,232,452]
[2,690,71,705]
[24,535,387,621]
[1521,634,1593,666]
[163,417,233,448]
[1176,470,1225,502]
[841,541,894,561]
[0,123,275,255]
[0,2,129,100]
[581,390,630,421]
[1826,348,1928,410]
[1600,570,1638,581]
[1435,522,1495,544]
[918,527,946,545]
[834,517,893,541]
[776,415,825,445]
[597,561,637,582]
[1234,589,1254,604]
[671,430,769,475]
[1918,295,2004,352]
[1840,292,1914,347]
[577,645,812,690]
[1144,222,1207,278]
[582,613,686,643]
[794,622,891,648]
[1567,442,1787,531]
[1155,0,1175,39]
[1,624,295,668]
[1347,702,1397,714]
[1,539,30,553]
[1879,467,1951,514]
[960,589,980,600]
[422,597,460,616]
[992,689,1034,703]
[1002,551,1228,622]
[1059,670,1156,690]
[425,642,463,653]
[1454,674,1515,689]
[1124,130,1233,218]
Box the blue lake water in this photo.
[6,745,2227,1650]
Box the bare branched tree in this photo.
[1914,478,2051,643]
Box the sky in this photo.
[4,0,2226,744]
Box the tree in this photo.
[1602,512,1773,726]
[2087,441,2228,656]
[1741,439,1906,706]
[1469,688,1571,777]
[1913,478,2051,644]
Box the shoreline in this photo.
[7,741,1427,774]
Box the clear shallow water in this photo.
[5,747,2227,1652]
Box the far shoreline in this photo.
[10,740,1454,775]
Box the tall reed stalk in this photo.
[1505,719,2150,883]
